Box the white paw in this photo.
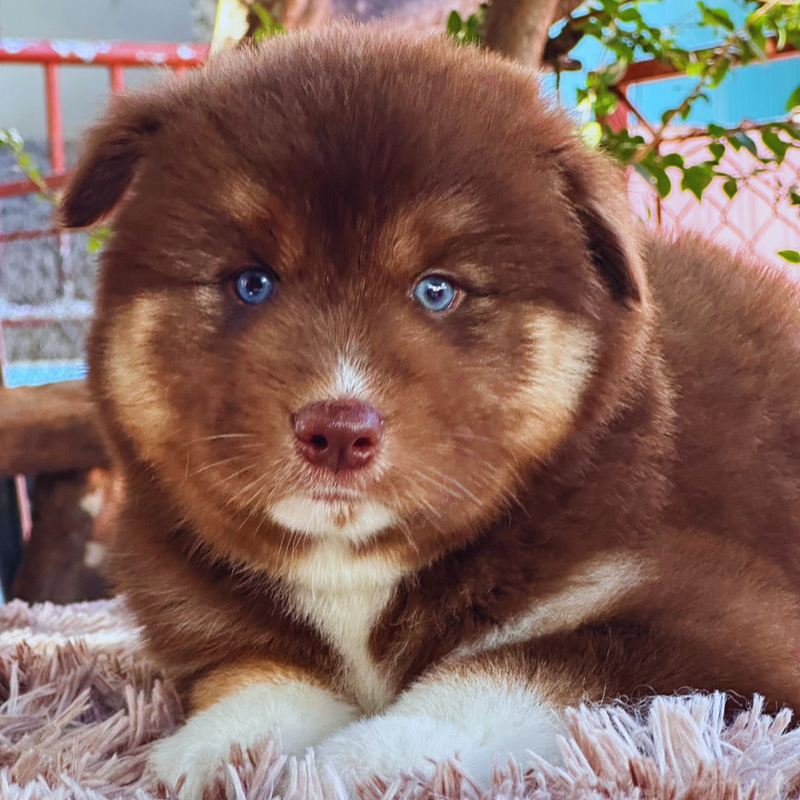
[147,680,358,798]
[316,713,477,786]
[317,672,564,789]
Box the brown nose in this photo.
[293,400,384,473]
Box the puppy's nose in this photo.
[293,400,384,473]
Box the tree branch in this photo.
[660,119,795,142]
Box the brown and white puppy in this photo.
[59,25,800,796]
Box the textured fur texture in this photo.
[4,599,800,800]
[58,24,800,797]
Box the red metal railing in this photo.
[0,39,211,339]
[0,39,209,202]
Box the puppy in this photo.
[59,25,800,796]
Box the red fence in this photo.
[0,40,208,202]
[0,40,209,335]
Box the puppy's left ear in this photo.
[59,94,164,229]
[559,145,647,307]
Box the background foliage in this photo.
[448,0,800,262]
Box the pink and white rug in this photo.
[2,598,800,799]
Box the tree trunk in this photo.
[483,0,585,67]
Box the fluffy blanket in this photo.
[2,599,800,799]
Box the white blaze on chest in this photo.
[286,541,406,713]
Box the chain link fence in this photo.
[629,127,800,282]
[0,143,93,387]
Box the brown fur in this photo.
[60,24,800,739]
[191,659,326,711]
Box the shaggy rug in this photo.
[2,600,800,800]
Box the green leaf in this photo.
[617,6,641,22]
[708,58,730,88]
[708,142,726,161]
[665,47,690,71]
[681,164,714,200]
[707,123,726,138]
[777,122,800,141]
[730,132,759,157]
[596,60,629,87]
[786,85,800,112]
[723,177,738,199]
[746,27,768,60]
[698,3,735,31]
[591,86,619,117]
[447,10,462,35]
[87,236,103,254]
[582,121,603,148]
[778,249,800,263]
[685,60,705,77]
[662,152,685,168]
[654,167,671,198]
[790,191,800,206]
[250,3,284,37]
[762,130,789,162]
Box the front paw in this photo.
[316,713,478,787]
[147,681,358,797]
[148,713,254,798]
[316,678,564,790]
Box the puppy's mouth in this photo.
[268,490,397,543]
[308,488,362,504]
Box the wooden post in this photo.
[0,381,108,477]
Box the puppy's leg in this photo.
[316,623,681,787]
[148,660,358,798]
[315,646,580,788]
[318,607,800,789]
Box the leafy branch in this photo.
[1,127,110,253]
[446,0,800,263]
[0,128,59,204]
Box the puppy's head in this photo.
[62,27,649,566]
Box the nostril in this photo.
[293,400,384,472]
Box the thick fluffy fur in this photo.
[60,25,800,795]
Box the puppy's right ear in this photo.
[59,97,163,229]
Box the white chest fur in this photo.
[285,542,406,713]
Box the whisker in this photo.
[187,453,251,478]
[178,432,258,451]
[222,467,265,507]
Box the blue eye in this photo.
[235,268,275,304]
[412,275,457,312]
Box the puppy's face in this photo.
[61,29,646,566]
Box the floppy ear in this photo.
[59,96,163,229]
[559,145,647,306]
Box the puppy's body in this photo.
[60,26,800,794]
